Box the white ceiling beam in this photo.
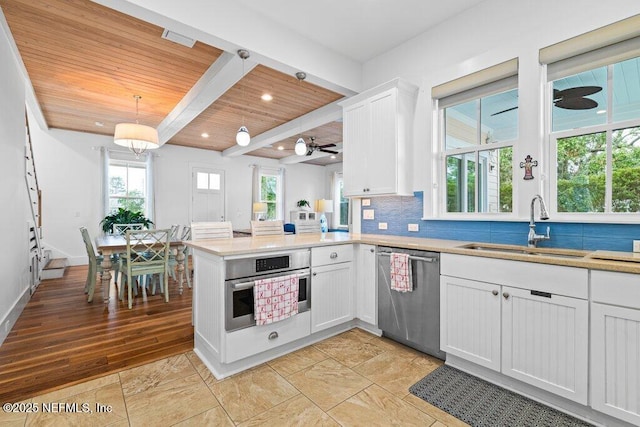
[222,99,345,157]
[157,51,257,145]
[279,143,343,165]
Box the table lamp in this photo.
[315,199,333,232]
[253,202,268,220]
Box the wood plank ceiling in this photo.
[0,0,344,165]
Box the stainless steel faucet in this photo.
[528,194,550,247]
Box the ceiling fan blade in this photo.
[318,143,336,149]
[554,97,598,110]
[491,106,518,116]
[319,148,339,154]
[554,86,602,100]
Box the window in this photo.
[549,56,640,214]
[332,172,349,228]
[258,168,283,220]
[196,172,221,191]
[108,160,148,214]
[441,86,516,214]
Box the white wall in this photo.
[29,127,327,265]
[361,0,640,220]
[0,20,30,342]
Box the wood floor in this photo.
[0,265,194,403]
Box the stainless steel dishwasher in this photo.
[377,246,445,360]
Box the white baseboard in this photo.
[0,286,31,346]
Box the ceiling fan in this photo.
[295,136,338,156]
[491,85,603,116]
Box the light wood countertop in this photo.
[185,232,640,274]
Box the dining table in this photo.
[94,235,187,303]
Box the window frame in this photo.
[332,172,349,229]
[545,60,640,221]
[438,85,518,218]
[258,168,283,221]
[107,158,150,217]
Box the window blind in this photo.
[541,14,640,81]
[432,58,518,108]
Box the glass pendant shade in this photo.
[295,137,307,156]
[236,125,250,146]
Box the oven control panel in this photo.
[256,255,290,272]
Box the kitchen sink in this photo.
[459,243,588,259]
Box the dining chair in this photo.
[191,221,234,240]
[250,220,285,237]
[79,227,104,303]
[294,219,322,234]
[119,228,171,309]
[111,223,145,286]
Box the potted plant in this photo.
[296,199,311,210]
[99,208,154,234]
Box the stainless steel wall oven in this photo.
[225,250,310,332]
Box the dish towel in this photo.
[254,274,299,326]
[390,252,412,292]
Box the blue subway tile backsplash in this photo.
[360,191,640,252]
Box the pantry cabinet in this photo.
[340,78,417,197]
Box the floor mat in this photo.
[409,365,593,427]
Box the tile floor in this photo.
[1,328,469,426]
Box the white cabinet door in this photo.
[311,262,354,333]
[367,89,397,195]
[501,286,588,404]
[355,244,376,326]
[341,79,416,197]
[440,275,501,371]
[591,302,640,425]
[342,101,369,196]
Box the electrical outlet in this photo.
[378,222,388,230]
[634,240,640,253]
[362,199,371,206]
[408,224,419,232]
[363,209,375,220]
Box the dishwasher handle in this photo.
[377,252,437,263]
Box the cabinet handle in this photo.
[268,332,278,340]
[312,272,317,277]
[330,252,338,259]
[503,292,510,300]
[370,248,375,253]
[492,290,498,296]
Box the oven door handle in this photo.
[231,272,309,290]
[231,281,255,291]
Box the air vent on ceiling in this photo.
[161,29,195,48]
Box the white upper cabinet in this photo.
[340,78,418,197]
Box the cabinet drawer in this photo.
[224,311,310,362]
[312,244,353,267]
[591,270,640,309]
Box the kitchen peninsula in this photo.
[186,231,640,427]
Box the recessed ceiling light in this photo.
[596,109,607,115]
[261,93,273,101]
[201,132,209,138]
[95,121,104,127]
[330,155,336,159]
[277,145,284,150]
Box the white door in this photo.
[311,262,354,333]
[191,168,225,222]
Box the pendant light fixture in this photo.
[294,71,308,155]
[114,95,159,158]
[236,49,251,146]
[295,137,307,155]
